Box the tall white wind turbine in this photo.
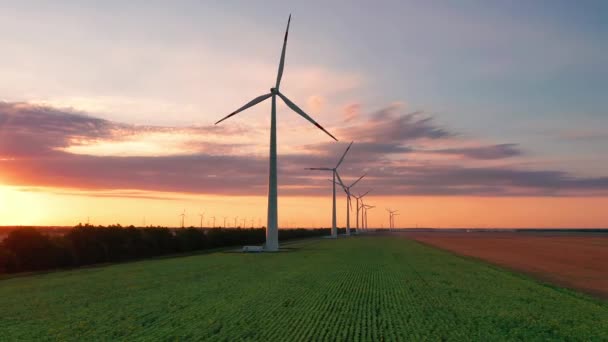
[307,142,353,238]
[215,15,337,252]
[336,174,366,236]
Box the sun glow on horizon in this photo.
[1,185,607,229]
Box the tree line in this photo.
[0,225,342,274]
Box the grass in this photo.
[1,236,607,341]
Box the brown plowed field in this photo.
[404,231,608,299]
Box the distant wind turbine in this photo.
[198,212,205,228]
[179,209,186,228]
[335,173,366,236]
[307,142,353,238]
[353,190,371,233]
[215,15,337,251]
[386,209,398,231]
[363,204,375,230]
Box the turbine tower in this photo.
[215,15,337,251]
[360,197,370,231]
[335,173,366,236]
[211,216,216,228]
[306,142,353,238]
[179,209,186,228]
[393,213,400,230]
[353,190,371,233]
[363,204,375,230]
[198,212,205,228]
[386,209,398,231]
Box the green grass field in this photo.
[1,236,607,341]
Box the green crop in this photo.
[1,237,606,340]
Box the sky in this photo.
[1,0,607,228]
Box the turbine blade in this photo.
[336,171,350,197]
[277,92,338,141]
[359,189,371,198]
[328,179,347,192]
[306,167,333,171]
[336,141,354,168]
[275,14,291,89]
[335,172,346,188]
[215,93,272,124]
[349,173,366,188]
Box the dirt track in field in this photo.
[403,231,608,299]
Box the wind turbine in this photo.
[198,212,205,228]
[234,216,239,228]
[353,190,371,233]
[211,216,216,228]
[223,217,227,228]
[215,15,337,252]
[386,209,398,231]
[307,142,353,238]
[335,173,366,236]
[179,209,186,228]
[393,213,400,230]
[359,197,370,231]
[363,204,375,230]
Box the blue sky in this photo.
[1,0,607,175]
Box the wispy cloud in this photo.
[426,144,522,160]
[2,101,607,197]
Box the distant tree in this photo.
[0,225,332,275]
[175,228,207,252]
[0,246,18,273]
[3,228,59,271]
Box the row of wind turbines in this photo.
[175,206,378,232]
[178,211,264,229]
[215,15,396,251]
